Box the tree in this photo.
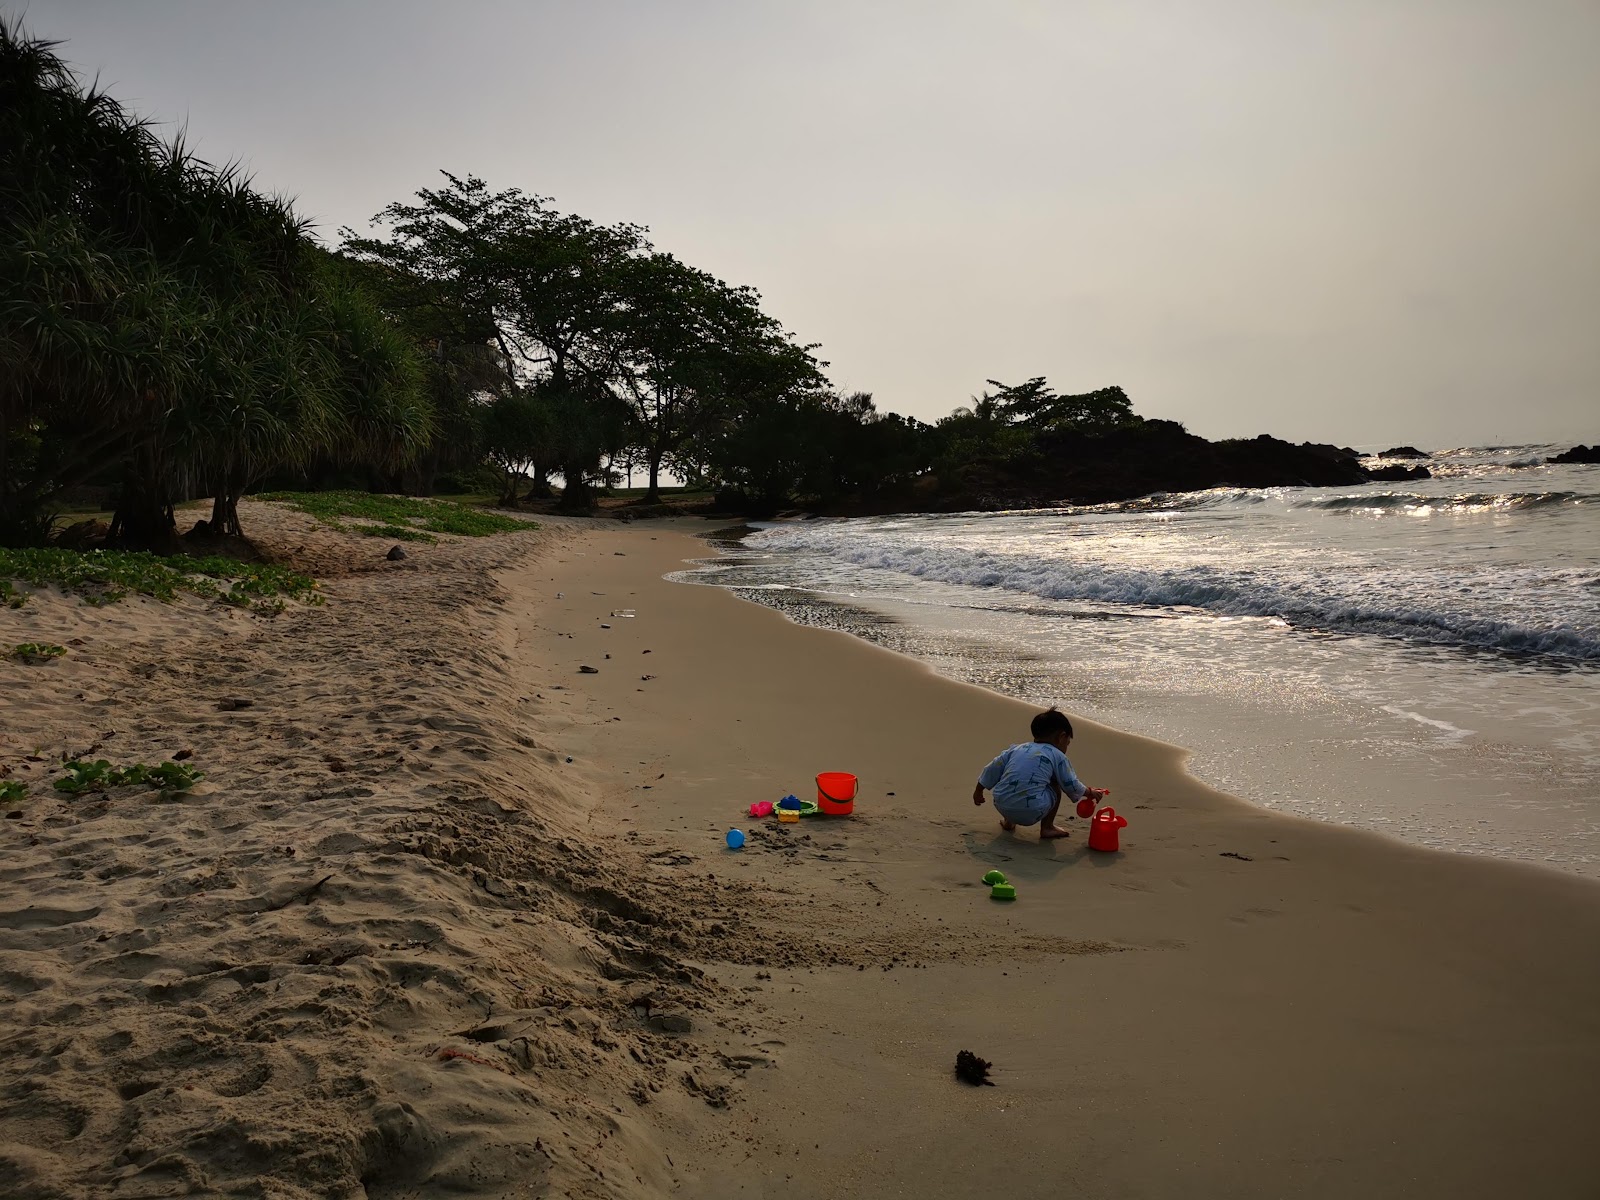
[1,17,430,548]
[478,387,545,507]
[342,174,646,507]
[607,253,800,501]
[978,377,1137,434]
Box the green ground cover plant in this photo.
[0,780,26,803]
[256,491,533,540]
[0,548,319,611]
[9,642,66,662]
[53,759,203,796]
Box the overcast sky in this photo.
[14,0,1599,447]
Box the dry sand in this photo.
[2,508,1598,1199]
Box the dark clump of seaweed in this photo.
[955,1049,995,1086]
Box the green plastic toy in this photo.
[990,882,1017,901]
[981,869,1008,885]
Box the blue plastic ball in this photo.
[726,828,746,850]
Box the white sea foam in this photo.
[748,527,1600,661]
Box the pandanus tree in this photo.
[1,19,178,544]
[1,17,430,549]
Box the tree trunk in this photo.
[557,461,593,512]
[208,489,242,538]
[645,451,662,503]
[522,464,552,501]
[497,468,521,508]
[110,460,180,554]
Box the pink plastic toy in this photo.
[749,801,774,818]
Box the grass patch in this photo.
[0,547,320,611]
[256,491,533,538]
[9,642,66,662]
[0,780,26,804]
[53,758,203,796]
[358,523,437,543]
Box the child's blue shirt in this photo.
[979,742,1086,821]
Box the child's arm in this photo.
[973,747,1011,806]
[1055,753,1105,804]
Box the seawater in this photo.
[674,445,1600,878]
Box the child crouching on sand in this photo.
[972,707,1108,840]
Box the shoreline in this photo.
[682,521,1600,881]
[2,510,1597,1198]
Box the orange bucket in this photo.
[816,772,857,816]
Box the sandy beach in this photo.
[3,509,1599,1199]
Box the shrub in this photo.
[10,642,66,662]
[53,759,203,796]
[0,548,319,611]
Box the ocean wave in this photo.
[747,528,1600,661]
[1299,491,1587,512]
[988,489,1265,518]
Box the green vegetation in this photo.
[0,547,318,610]
[53,758,202,796]
[2,19,428,550]
[9,641,66,662]
[0,780,26,804]
[256,491,532,540]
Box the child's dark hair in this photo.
[1031,707,1073,740]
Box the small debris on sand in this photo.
[955,1050,995,1086]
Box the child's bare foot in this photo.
[1041,824,1072,840]
[999,817,1016,832]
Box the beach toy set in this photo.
[728,772,858,849]
[976,807,1130,895]
[982,868,1015,901]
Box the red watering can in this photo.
[1087,806,1128,852]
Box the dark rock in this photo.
[386,545,408,561]
[1297,442,1363,463]
[5,811,22,820]
[1548,444,1600,464]
[1378,445,1430,458]
[578,665,600,674]
[1365,463,1432,481]
[648,1012,693,1034]
[916,423,1373,513]
[54,519,111,551]
[217,697,254,712]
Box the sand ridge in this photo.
[0,505,738,1198]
